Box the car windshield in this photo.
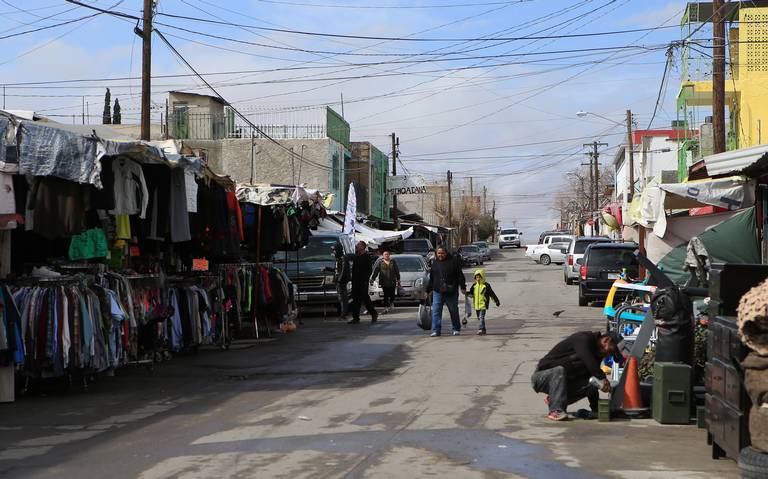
[273,237,339,262]
[575,240,606,254]
[588,249,638,269]
[473,242,488,247]
[403,241,430,253]
[391,257,424,272]
[500,229,518,235]
[460,246,479,253]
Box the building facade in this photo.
[677,3,768,178]
[349,142,389,219]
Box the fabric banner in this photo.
[343,183,357,242]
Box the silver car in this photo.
[472,241,491,261]
[369,254,429,303]
[563,236,612,284]
[458,245,483,266]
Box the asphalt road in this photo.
[0,248,738,478]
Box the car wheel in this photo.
[739,447,768,479]
[578,287,588,306]
[540,254,551,265]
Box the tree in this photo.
[477,214,496,240]
[112,98,121,124]
[102,88,111,124]
[552,164,615,234]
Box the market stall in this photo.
[0,115,298,401]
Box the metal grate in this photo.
[743,11,768,73]
[293,276,325,291]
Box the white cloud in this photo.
[619,1,687,28]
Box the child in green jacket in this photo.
[466,269,500,335]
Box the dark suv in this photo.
[401,238,435,264]
[577,242,639,306]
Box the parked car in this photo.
[472,241,491,261]
[525,234,573,261]
[535,241,572,265]
[563,236,612,284]
[458,245,483,266]
[273,233,355,309]
[577,242,639,306]
[538,230,570,244]
[499,228,522,248]
[401,238,436,265]
[368,254,428,304]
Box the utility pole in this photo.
[447,170,453,227]
[712,0,726,154]
[469,176,474,242]
[139,0,154,141]
[483,186,487,214]
[584,141,607,235]
[82,96,85,125]
[491,200,496,242]
[626,109,635,201]
[391,133,399,230]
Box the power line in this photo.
[253,0,532,9]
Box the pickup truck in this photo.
[525,234,573,262]
[273,233,354,310]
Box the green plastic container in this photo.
[598,399,611,422]
[652,362,692,425]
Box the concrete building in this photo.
[166,92,351,211]
[349,142,389,219]
[677,2,768,179]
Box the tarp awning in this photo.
[236,184,327,206]
[314,217,413,246]
[630,176,755,237]
[701,143,768,177]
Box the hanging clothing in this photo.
[27,176,91,239]
[169,167,191,243]
[111,157,149,218]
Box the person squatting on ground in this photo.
[426,245,466,337]
[465,269,500,335]
[531,331,622,421]
[348,241,379,324]
[370,250,400,314]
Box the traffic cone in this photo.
[622,356,645,411]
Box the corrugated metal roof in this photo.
[702,144,768,176]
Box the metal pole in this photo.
[140,0,153,141]
[469,177,473,242]
[712,0,726,154]
[391,133,399,230]
[82,96,85,124]
[627,109,635,201]
[447,170,453,227]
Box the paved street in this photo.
[0,248,738,478]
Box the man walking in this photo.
[531,331,622,421]
[426,245,466,336]
[348,241,378,324]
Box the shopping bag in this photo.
[417,304,432,330]
[464,295,472,321]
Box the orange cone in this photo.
[622,356,645,411]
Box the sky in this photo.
[1,0,692,236]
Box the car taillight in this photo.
[580,264,587,280]
[567,254,573,266]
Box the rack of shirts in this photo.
[165,274,227,351]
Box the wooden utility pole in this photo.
[469,176,474,242]
[626,109,635,201]
[447,170,453,227]
[483,186,487,214]
[139,0,153,141]
[584,141,607,235]
[712,0,726,154]
[391,133,399,230]
[491,200,496,242]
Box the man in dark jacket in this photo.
[426,245,466,336]
[348,241,378,324]
[531,331,622,421]
[329,243,352,319]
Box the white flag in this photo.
[343,183,357,242]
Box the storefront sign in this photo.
[387,175,428,195]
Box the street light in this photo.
[576,110,624,126]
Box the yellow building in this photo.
[677,2,768,179]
